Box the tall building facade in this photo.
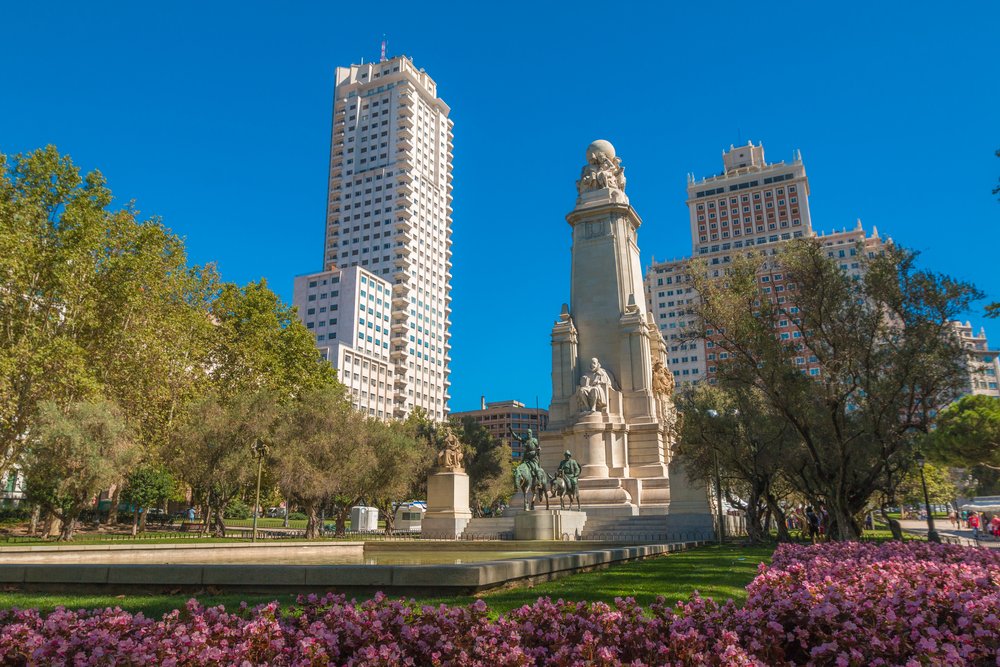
[294,55,453,420]
[951,321,1000,397]
[645,142,886,385]
[450,399,549,460]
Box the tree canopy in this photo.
[685,239,981,539]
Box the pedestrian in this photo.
[991,515,1000,540]
[187,506,196,522]
[805,506,819,542]
[948,510,959,529]
[969,512,980,539]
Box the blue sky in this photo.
[3,2,998,412]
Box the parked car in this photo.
[265,507,287,518]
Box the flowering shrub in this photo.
[1,542,997,665]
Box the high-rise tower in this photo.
[294,55,453,420]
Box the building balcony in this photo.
[392,293,409,308]
[396,182,413,197]
[391,320,408,334]
[398,117,413,130]
[396,137,413,151]
[395,208,413,221]
[398,105,413,118]
[395,243,412,256]
[393,268,412,282]
[396,170,413,184]
[394,255,411,269]
[392,280,410,294]
[390,347,408,361]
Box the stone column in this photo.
[421,470,472,539]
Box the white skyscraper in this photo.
[294,55,453,420]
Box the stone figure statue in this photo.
[436,426,464,470]
[652,360,680,438]
[576,140,626,195]
[510,427,544,486]
[576,357,615,413]
[557,450,581,495]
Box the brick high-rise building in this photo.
[294,55,453,420]
[951,320,1000,398]
[645,142,886,386]
[450,398,549,461]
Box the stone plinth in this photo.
[422,470,472,539]
[513,510,587,540]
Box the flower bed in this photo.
[1,542,997,665]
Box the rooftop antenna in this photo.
[380,34,387,62]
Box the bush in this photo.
[287,511,307,521]
[223,499,252,519]
[0,542,997,664]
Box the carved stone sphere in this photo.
[586,139,616,163]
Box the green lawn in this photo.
[0,544,773,619]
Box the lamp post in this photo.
[707,409,725,544]
[251,438,268,543]
[914,451,941,543]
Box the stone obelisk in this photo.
[539,140,711,528]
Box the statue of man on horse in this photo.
[510,427,549,510]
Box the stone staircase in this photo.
[460,513,712,543]
[580,515,709,544]
[460,517,515,540]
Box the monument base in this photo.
[513,509,587,540]
[423,469,472,539]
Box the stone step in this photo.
[460,518,515,540]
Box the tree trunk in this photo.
[375,500,395,534]
[304,504,319,539]
[743,490,768,544]
[212,503,227,537]
[29,505,40,536]
[59,515,77,541]
[881,506,904,541]
[103,485,123,526]
[138,509,148,533]
[334,507,349,536]
[131,509,140,537]
[765,493,792,542]
[283,497,290,528]
[829,499,860,540]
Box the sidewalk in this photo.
[897,519,1000,549]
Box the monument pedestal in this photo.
[422,470,472,539]
[513,509,587,540]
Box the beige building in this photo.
[450,399,549,460]
[294,54,453,420]
[645,142,886,386]
[951,320,1000,397]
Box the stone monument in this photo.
[421,426,473,538]
[538,140,712,531]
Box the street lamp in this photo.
[251,438,268,543]
[706,409,725,544]
[914,451,941,543]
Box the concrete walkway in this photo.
[898,519,1000,549]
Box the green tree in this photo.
[22,400,138,540]
[690,239,981,539]
[0,146,217,482]
[274,385,368,538]
[896,462,957,508]
[928,394,1000,470]
[207,280,335,400]
[170,390,279,536]
[120,464,177,536]
[454,417,513,517]
[364,419,427,533]
[675,384,797,543]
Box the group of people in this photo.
[950,510,1000,539]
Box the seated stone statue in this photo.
[436,429,464,470]
[576,357,615,413]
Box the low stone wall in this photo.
[0,540,707,595]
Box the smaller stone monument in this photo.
[421,426,472,539]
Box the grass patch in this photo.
[0,543,773,619]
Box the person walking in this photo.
[968,512,980,539]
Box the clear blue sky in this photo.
[3,2,998,412]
